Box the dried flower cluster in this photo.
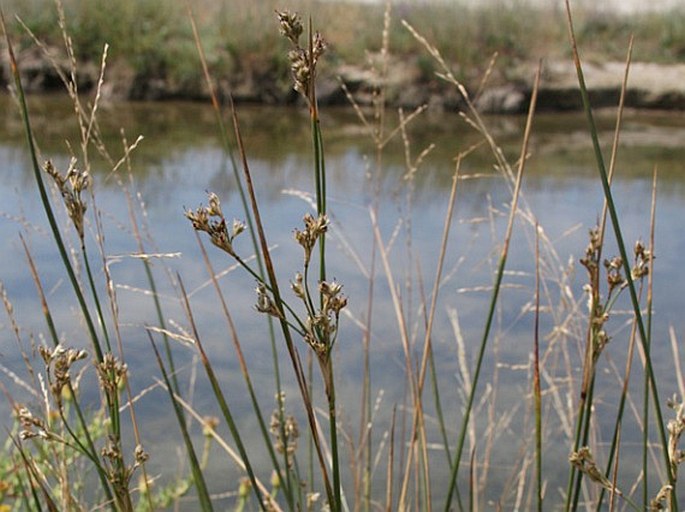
[17,406,61,442]
[569,446,620,495]
[101,435,149,489]
[276,10,327,102]
[294,213,328,266]
[580,228,612,363]
[255,282,283,319]
[301,279,347,357]
[650,483,673,510]
[290,214,347,358]
[579,228,651,365]
[44,158,90,240]
[270,409,299,466]
[645,395,683,510]
[38,344,88,407]
[95,352,128,397]
[185,193,246,257]
[666,394,685,477]
[632,240,652,280]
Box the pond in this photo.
[1,94,684,508]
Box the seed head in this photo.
[276,10,303,45]
[270,409,299,465]
[44,158,90,240]
[319,280,347,315]
[277,10,327,102]
[291,272,305,299]
[255,283,283,319]
[569,446,618,493]
[294,213,328,265]
[39,344,88,406]
[666,394,685,476]
[650,484,673,510]
[632,240,652,280]
[95,353,128,396]
[185,192,245,257]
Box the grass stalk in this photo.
[186,9,290,489]
[149,332,214,511]
[642,167,658,509]
[306,18,341,508]
[1,8,105,366]
[193,232,294,507]
[176,276,267,511]
[19,235,116,508]
[416,154,467,475]
[443,62,541,511]
[1,23,129,495]
[594,40,649,511]
[12,438,56,512]
[81,244,112,353]
[228,94,336,510]
[563,3,677,509]
[534,222,542,512]
[566,33,633,509]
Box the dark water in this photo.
[1,94,684,508]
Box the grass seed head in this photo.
[294,213,328,265]
[569,446,618,493]
[95,353,128,397]
[255,283,283,319]
[276,10,303,46]
[666,394,685,476]
[44,158,90,240]
[185,193,245,257]
[277,10,327,102]
[38,344,88,407]
[649,484,673,510]
[270,409,299,465]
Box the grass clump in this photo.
[1,1,684,511]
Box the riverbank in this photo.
[4,46,685,114]
[1,0,685,112]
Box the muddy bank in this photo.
[3,47,685,113]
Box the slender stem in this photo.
[443,62,540,512]
[564,5,676,508]
[2,9,104,366]
[229,95,336,509]
[19,235,116,508]
[534,222,543,512]
[150,333,214,512]
[324,356,342,512]
[82,243,112,353]
[195,233,294,509]
[186,11,287,490]
[178,276,267,511]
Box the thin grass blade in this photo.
[563,4,676,509]
[149,333,214,511]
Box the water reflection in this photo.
[1,94,684,507]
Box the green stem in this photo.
[443,68,538,511]
[564,4,677,507]
[229,96,336,509]
[150,333,214,512]
[569,375,596,512]
[323,356,342,512]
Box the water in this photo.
[1,94,684,508]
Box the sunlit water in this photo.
[1,95,684,508]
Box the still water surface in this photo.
[1,95,684,507]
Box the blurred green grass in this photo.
[5,0,685,100]
[3,0,685,97]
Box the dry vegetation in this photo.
[0,1,684,511]
[2,0,685,100]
